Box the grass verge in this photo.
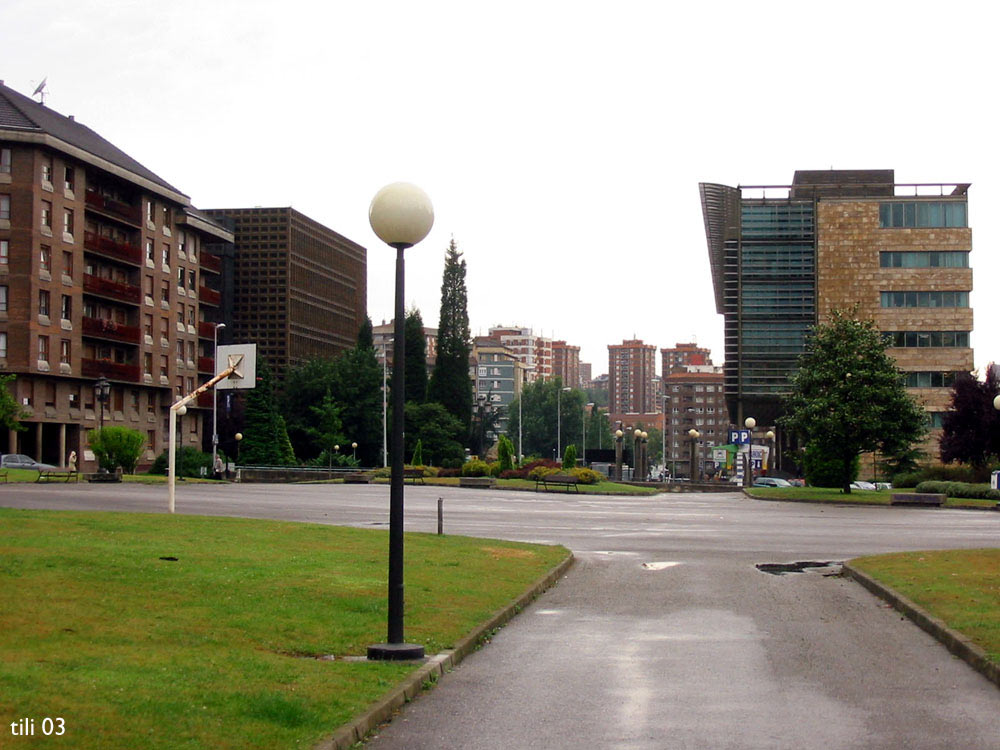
[850,549,1000,663]
[746,486,997,509]
[0,508,568,749]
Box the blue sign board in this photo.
[729,429,751,445]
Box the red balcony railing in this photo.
[198,320,217,339]
[81,358,141,382]
[198,286,221,306]
[200,252,222,274]
[83,274,141,304]
[82,316,141,345]
[198,356,214,373]
[84,190,142,225]
[84,231,142,265]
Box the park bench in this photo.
[84,469,123,483]
[403,468,425,484]
[344,471,374,484]
[890,492,945,507]
[36,468,79,483]
[535,473,580,493]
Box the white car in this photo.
[850,481,877,491]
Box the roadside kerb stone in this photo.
[313,551,575,750]
[842,561,1000,690]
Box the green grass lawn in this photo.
[746,486,997,509]
[0,509,568,749]
[851,549,1000,663]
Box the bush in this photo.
[497,435,515,472]
[915,481,1000,500]
[528,465,559,481]
[89,426,146,474]
[488,461,502,478]
[562,445,577,469]
[308,450,359,469]
[521,458,559,474]
[437,468,460,478]
[440,457,463,470]
[570,467,602,485]
[500,469,527,479]
[895,464,991,487]
[149,446,212,478]
[461,459,490,477]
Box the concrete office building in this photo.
[0,81,231,469]
[701,169,973,436]
[202,207,366,374]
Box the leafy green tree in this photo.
[357,315,374,350]
[404,402,465,466]
[427,239,472,436]
[562,444,577,469]
[241,359,296,466]
[307,394,346,468]
[779,311,927,493]
[88,426,145,473]
[404,308,428,404]
[801,441,860,487]
[280,357,339,460]
[497,434,515,472]
[0,374,27,432]
[586,406,613,451]
[939,369,1000,468]
[330,343,383,466]
[507,378,585,460]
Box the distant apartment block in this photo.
[372,319,438,373]
[661,342,712,375]
[486,326,551,383]
[608,339,656,416]
[663,367,728,478]
[551,340,580,388]
[471,338,524,436]
[202,207,366,373]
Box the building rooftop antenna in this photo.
[32,77,48,104]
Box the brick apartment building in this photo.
[607,338,657,423]
[551,340,580,388]
[0,81,231,469]
[701,170,973,447]
[661,342,711,375]
[486,326,552,383]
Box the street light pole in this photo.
[367,182,433,662]
[744,416,756,486]
[212,323,225,470]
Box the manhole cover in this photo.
[756,561,841,576]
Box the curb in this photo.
[842,561,1000,690]
[313,551,576,750]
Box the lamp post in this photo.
[212,323,226,470]
[633,428,642,481]
[765,429,775,476]
[557,385,570,463]
[614,428,624,481]
[744,417,756,486]
[688,428,701,481]
[351,441,358,462]
[94,376,111,432]
[367,182,434,661]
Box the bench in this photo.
[344,472,375,484]
[459,476,496,489]
[403,468,425,484]
[890,492,945,507]
[84,469,122,483]
[36,469,79,483]
[535,473,580,493]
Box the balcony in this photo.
[82,316,141,345]
[84,189,142,225]
[84,231,143,266]
[198,286,221,306]
[198,356,214,374]
[81,358,141,382]
[197,320,217,339]
[83,274,141,305]
[200,252,222,274]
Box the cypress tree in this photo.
[404,307,428,404]
[240,359,296,466]
[427,239,472,436]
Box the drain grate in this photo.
[756,561,842,576]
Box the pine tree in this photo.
[427,239,472,435]
[404,307,428,404]
[240,359,296,466]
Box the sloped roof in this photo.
[0,81,187,201]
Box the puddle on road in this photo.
[756,561,842,576]
[642,561,683,571]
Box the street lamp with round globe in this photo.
[367,183,434,662]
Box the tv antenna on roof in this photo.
[32,77,47,104]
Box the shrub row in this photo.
[914,480,1000,500]
[894,463,998,487]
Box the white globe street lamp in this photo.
[367,182,434,662]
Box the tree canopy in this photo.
[241,359,297,466]
[507,378,585,460]
[779,311,927,492]
[404,307,428,404]
[939,368,1000,468]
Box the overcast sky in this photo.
[4,0,997,376]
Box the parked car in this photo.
[850,481,877,491]
[753,476,792,488]
[0,453,58,471]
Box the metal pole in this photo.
[388,246,407,645]
[437,497,443,536]
[212,323,224,470]
[382,344,388,467]
[557,385,561,461]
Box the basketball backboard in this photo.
[215,344,257,390]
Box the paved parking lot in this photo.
[4,482,1000,749]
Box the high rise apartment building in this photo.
[486,326,552,383]
[202,207,366,374]
[551,340,580,387]
[0,82,231,468]
[701,169,973,433]
[663,368,728,478]
[471,338,524,437]
[372,320,438,372]
[607,339,656,416]
[661,342,711,375]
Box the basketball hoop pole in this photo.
[167,356,244,514]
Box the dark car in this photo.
[0,453,58,471]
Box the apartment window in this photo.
[880,251,969,268]
[38,289,50,317]
[60,339,70,364]
[146,200,155,224]
[0,240,7,264]
[63,208,74,236]
[161,243,170,266]
[41,200,51,228]
[64,166,75,193]
[0,193,11,223]
[143,275,153,300]
[130,390,139,410]
[40,245,51,273]
[188,270,196,291]
[880,291,969,308]
[187,305,195,326]
[145,238,155,263]
[144,352,153,376]
[160,316,169,339]
[41,156,53,185]
[160,280,170,304]
[38,335,49,362]
[162,205,172,226]
[904,371,961,388]
[885,331,970,348]
[879,201,967,229]
[147,429,156,449]
[160,355,168,378]
[0,148,10,173]
[62,250,73,276]
[0,332,6,357]
[144,313,153,337]
[61,294,71,320]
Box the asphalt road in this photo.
[3,482,999,749]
